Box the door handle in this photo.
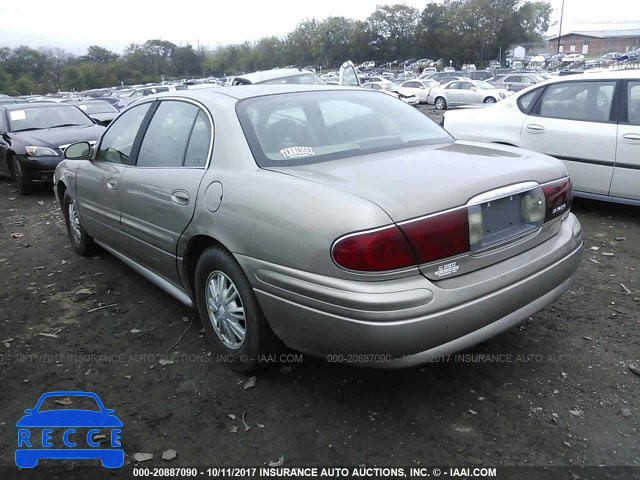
[106,178,117,191]
[526,124,545,134]
[621,133,640,143]
[171,190,190,205]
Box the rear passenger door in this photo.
[117,99,213,284]
[521,80,618,196]
[610,80,640,201]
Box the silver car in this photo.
[54,86,583,371]
[428,80,510,110]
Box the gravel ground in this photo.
[0,121,638,479]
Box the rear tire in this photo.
[195,246,279,372]
[434,97,447,110]
[11,156,32,195]
[63,192,96,256]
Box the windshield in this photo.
[9,105,93,131]
[258,73,325,85]
[77,102,117,114]
[476,81,494,90]
[237,90,452,167]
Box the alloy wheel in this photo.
[205,271,246,349]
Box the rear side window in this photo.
[136,101,200,167]
[537,81,616,123]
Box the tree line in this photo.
[0,0,551,95]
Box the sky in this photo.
[0,0,638,55]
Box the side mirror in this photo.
[24,409,33,414]
[65,141,92,160]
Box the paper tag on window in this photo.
[10,110,26,121]
[280,146,314,159]
[78,105,88,110]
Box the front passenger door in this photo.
[75,102,153,251]
[117,100,212,284]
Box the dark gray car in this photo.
[54,86,583,371]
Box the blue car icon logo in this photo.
[16,391,123,468]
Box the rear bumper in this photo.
[240,213,583,366]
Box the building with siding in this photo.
[547,29,640,56]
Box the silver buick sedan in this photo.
[54,86,583,371]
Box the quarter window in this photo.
[96,103,152,165]
[517,88,541,113]
[136,101,200,168]
[538,81,616,123]
[184,110,212,168]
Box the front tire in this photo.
[195,246,278,372]
[11,156,32,195]
[484,96,497,104]
[63,193,96,256]
[434,97,447,110]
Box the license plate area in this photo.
[469,194,537,252]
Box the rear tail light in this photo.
[332,177,572,272]
[543,178,573,222]
[331,225,415,272]
[398,209,470,264]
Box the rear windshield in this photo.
[237,90,452,167]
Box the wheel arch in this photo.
[182,234,235,299]
[6,150,18,176]
[55,179,68,208]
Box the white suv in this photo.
[443,70,640,206]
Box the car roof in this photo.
[542,69,640,84]
[148,84,363,102]
[232,68,319,84]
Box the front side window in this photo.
[237,90,452,167]
[538,81,616,123]
[96,102,152,164]
[136,101,200,168]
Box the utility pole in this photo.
[557,0,565,54]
